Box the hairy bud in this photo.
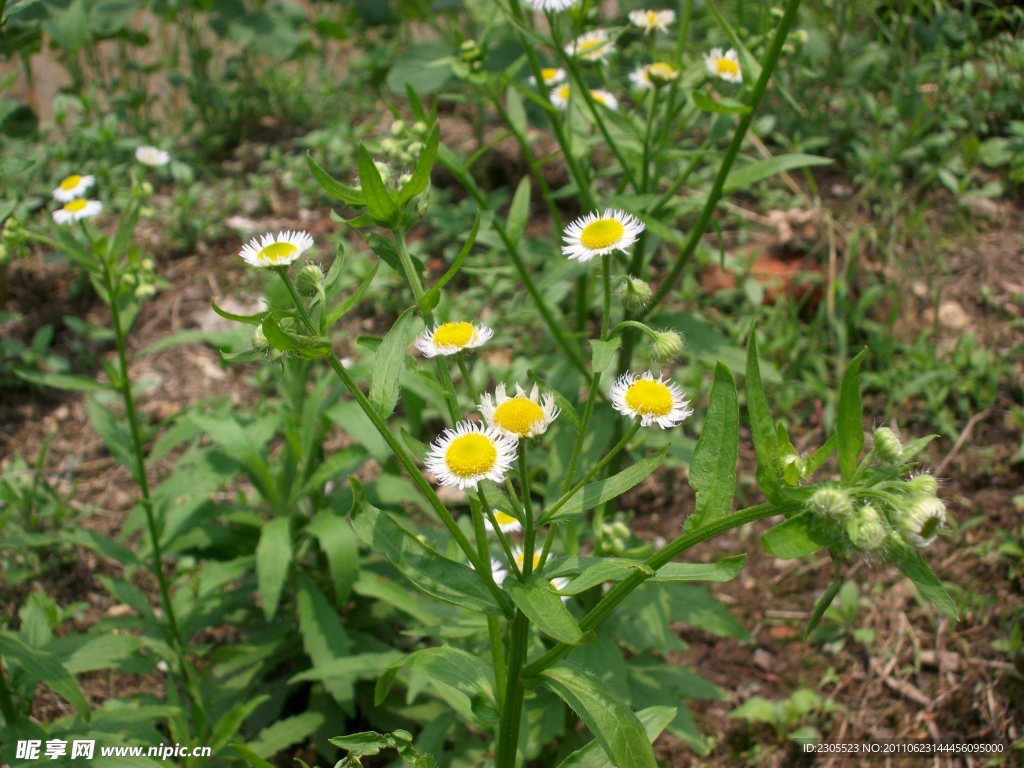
[296,264,325,297]
[899,496,946,548]
[808,487,853,521]
[650,329,684,362]
[616,275,652,311]
[873,427,903,463]
[845,505,887,551]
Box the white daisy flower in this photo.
[52,174,95,202]
[414,321,493,358]
[900,497,946,548]
[589,89,619,110]
[562,209,644,262]
[529,67,567,87]
[704,47,743,83]
[424,420,517,490]
[523,0,576,11]
[550,83,572,110]
[630,62,679,89]
[628,9,676,34]
[52,199,102,225]
[239,231,314,268]
[135,145,171,167]
[485,510,523,534]
[610,371,693,429]
[566,29,614,63]
[479,383,559,440]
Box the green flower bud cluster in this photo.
[124,257,160,300]
[381,119,432,168]
[616,275,652,311]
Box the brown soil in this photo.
[2,161,1023,767]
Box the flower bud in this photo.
[413,121,428,136]
[374,160,391,181]
[134,284,156,299]
[808,487,853,521]
[899,496,946,548]
[380,138,400,155]
[390,120,406,137]
[845,505,887,551]
[873,427,903,463]
[611,521,631,539]
[407,141,425,157]
[141,259,155,272]
[140,181,154,197]
[905,473,938,497]
[647,61,679,87]
[616,275,652,311]
[296,263,325,297]
[252,324,270,351]
[121,273,138,287]
[650,329,684,362]
[780,452,805,486]
[398,173,413,188]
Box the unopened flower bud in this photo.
[808,487,853,521]
[380,138,400,155]
[391,120,406,137]
[408,141,425,157]
[899,496,946,548]
[413,121,428,136]
[792,29,809,46]
[134,284,157,299]
[142,259,155,272]
[611,521,631,539]
[252,324,270,351]
[650,329,684,362]
[374,160,391,181]
[617,275,652,311]
[398,173,413,187]
[780,452,805,486]
[846,505,887,551]
[140,181,154,197]
[873,427,903,462]
[296,263,325,297]
[905,473,938,497]
[121,273,138,287]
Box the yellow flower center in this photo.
[625,380,674,417]
[579,218,625,250]
[493,398,545,437]
[493,511,518,527]
[60,174,82,190]
[65,199,88,212]
[716,58,740,78]
[541,68,558,82]
[433,321,475,348]
[515,552,542,570]
[649,62,678,81]
[257,242,299,263]
[554,85,570,100]
[590,90,607,105]
[578,38,604,54]
[445,433,497,478]
[646,11,659,25]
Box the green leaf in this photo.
[505,83,528,136]
[590,338,620,374]
[543,447,669,525]
[86,397,138,484]
[386,40,453,95]
[376,647,498,724]
[59,634,145,674]
[692,90,751,115]
[210,298,268,326]
[370,307,415,419]
[686,362,738,532]
[557,706,677,768]
[14,370,108,391]
[397,122,439,204]
[210,695,270,756]
[306,152,366,206]
[893,544,958,620]
[327,260,379,327]
[358,144,401,227]
[305,511,361,603]
[724,154,834,193]
[0,630,89,718]
[837,349,867,481]
[538,664,657,768]
[106,197,139,264]
[902,434,938,462]
[805,434,837,477]
[295,575,354,704]
[504,574,583,645]
[546,557,654,595]
[255,517,292,620]
[803,575,844,639]
[506,175,532,248]
[230,745,277,768]
[349,480,503,614]
[288,651,402,684]
[652,555,746,583]
[761,511,842,559]
[745,327,781,503]
[421,211,480,311]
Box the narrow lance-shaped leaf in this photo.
[256,517,292,620]
[358,144,401,227]
[837,349,867,481]
[686,362,738,532]
[506,175,531,248]
[893,543,958,620]
[420,210,481,312]
[745,326,781,503]
[370,307,416,419]
[504,574,583,645]
[761,510,843,559]
[306,152,366,206]
[0,630,90,718]
[397,122,439,204]
[539,664,657,768]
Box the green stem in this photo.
[519,450,535,577]
[278,271,514,616]
[640,89,659,192]
[456,355,480,406]
[495,610,529,768]
[470,498,508,706]
[0,661,18,723]
[525,502,784,677]
[645,0,804,315]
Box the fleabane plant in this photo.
[217,99,957,765]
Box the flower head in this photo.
[900,496,946,548]
[479,383,559,440]
[52,174,95,202]
[566,29,613,62]
[808,487,854,521]
[550,83,571,110]
[589,89,619,110]
[238,231,314,268]
[425,421,517,490]
[846,504,888,552]
[414,321,493,358]
[704,47,742,83]
[485,510,523,534]
[530,67,567,87]
[630,61,680,89]
[52,199,102,225]
[135,145,171,167]
[610,371,692,428]
[873,427,904,463]
[523,0,575,10]
[562,209,644,262]
[628,9,676,34]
